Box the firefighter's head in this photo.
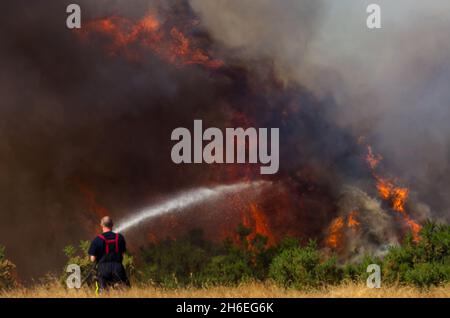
[100,216,114,231]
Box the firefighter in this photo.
[88,216,130,291]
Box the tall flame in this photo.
[365,146,421,242]
[244,203,275,246]
[326,216,345,249]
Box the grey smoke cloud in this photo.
[189,0,323,72]
[189,0,450,219]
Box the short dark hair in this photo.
[100,216,114,229]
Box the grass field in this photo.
[1,282,449,298]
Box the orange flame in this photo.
[326,216,345,249]
[347,211,360,229]
[326,211,360,249]
[365,146,421,242]
[375,177,409,212]
[242,203,275,246]
[77,13,223,69]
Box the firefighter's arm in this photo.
[88,239,98,262]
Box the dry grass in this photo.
[1,282,449,298]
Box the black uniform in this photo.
[88,231,129,289]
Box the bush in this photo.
[61,240,135,287]
[404,263,450,287]
[382,245,413,283]
[0,245,17,290]
[202,254,253,286]
[382,221,450,287]
[61,240,95,287]
[138,225,281,287]
[269,240,341,288]
[139,230,212,287]
[134,221,450,289]
[204,226,283,286]
[316,256,342,285]
[343,254,382,282]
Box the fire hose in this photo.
[81,262,99,294]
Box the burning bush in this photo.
[0,245,17,290]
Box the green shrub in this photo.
[343,254,382,282]
[61,240,95,287]
[201,226,278,286]
[316,256,342,285]
[269,241,341,288]
[415,222,450,263]
[61,240,135,287]
[382,221,450,287]
[133,221,450,289]
[138,226,276,287]
[202,254,253,286]
[139,230,212,287]
[382,245,413,283]
[404,263,450,287]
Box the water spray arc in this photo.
[115,181,269,233]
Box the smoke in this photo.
[0,0,448,280]
[189,0,323,77]
[334,185,398,260]
[189,0,450,219]
[0,0,236,279]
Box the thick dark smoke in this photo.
[0,1,448,281]
[191,0,450,219]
